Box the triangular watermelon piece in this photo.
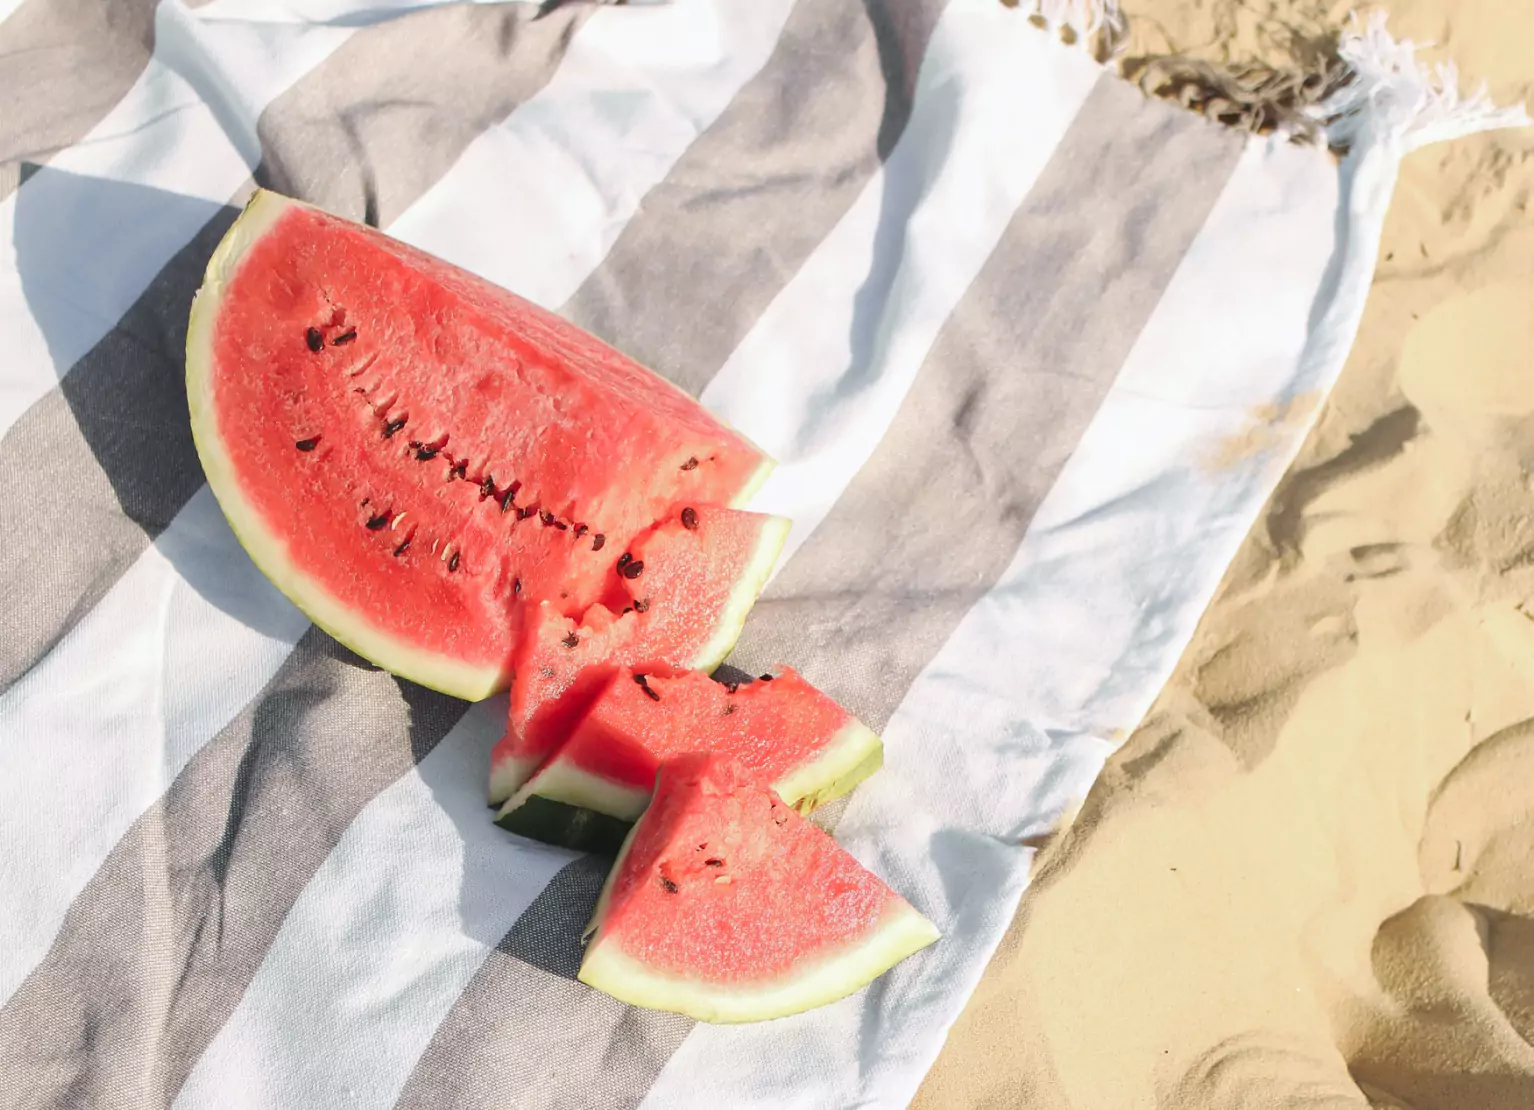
[486,504,789,804]
[578,753,938,1023]
[187,190,773,700]
[496,667,882,851]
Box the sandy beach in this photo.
[916,2,1534,1106]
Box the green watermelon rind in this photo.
[187,189,778,703]
[578,818,940,1024]
[496,717,884,846]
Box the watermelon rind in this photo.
[577,818,939,1024]
[494,794,630,855]
[186,190,509,701]
[495,717,884,850]
[687,515,791,675]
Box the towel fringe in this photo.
[1315,11,1529,152]
[1015,0,1125,51]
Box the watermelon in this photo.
[578,753,939,1023]
[496,666,883,851]
[485,504,790,804]
[186,190,775,700]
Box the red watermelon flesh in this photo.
[495,666,883,848]
[487,504,789,804]
[578,753,938,1023]
[186,190,772,700]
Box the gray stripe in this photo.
[0,0,159,202]
[0,629,464,1110]
[0,2,588,692]
[402,74,1245,1107]
[559,0,945,395]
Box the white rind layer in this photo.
[186,189,510,702]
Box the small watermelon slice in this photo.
[496,667,882,851]
[486,504,789,804]
[578,753,938,1023]
[186,190,772,700]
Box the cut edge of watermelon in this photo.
[687,514,791,674]
[773,718,884,813]
[186,190,508,701]
[577,820,939,1025]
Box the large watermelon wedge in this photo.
[579,753,938,1023]
[186,190,774,700]
[485,502,789,803]
[496,666,883,852]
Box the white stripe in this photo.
[0,0,29,27]
[0,0,791,1011]
[0,0,360,443]
[0,488,309,1004]
[699,9,1100,570]
[171,700,579,1110]
[641,135,1346,1110]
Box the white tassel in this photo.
[1026,0,1124,46]
[1317,10,1530,152]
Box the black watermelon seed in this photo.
[553,520,568,531]
[573,523,588,537]
[500,488,516,513]
[480,476,496,500]
[450,460,467,481]
[366,513,389,530]
[723,704,736,716]
[540,510,555,526]
[634,673,649,686]
[517,506,534,520]
[704,857,724,867]
[448,551,461,573]
[513,578,522,596]
[621,607,632,615]
[415,444,439,462]
[633,598,649,613]
[619,559,644,580]
[393,537,411,557]
[659,876,679,894]
[305,327,324,352]
[616,553,631,570]
[332,328,357,346]
[561,632,579,649]
[680,456,699,471]
[383,417,407,439]
[724,682,739,694]
[294,437,319,452]
[680,507,698,530]
[759,673,773,682]
[591,534,606,552]
[642,685,660,702]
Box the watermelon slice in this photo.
[186,190,773,700]
[496,667,883,851]
[578,753,938,1023]
[486,504,789,804]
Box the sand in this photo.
[914,3,1534,1107]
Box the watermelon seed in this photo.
[554,520,568,531]
[573,523,588,537]
[634,598,649,613]
[294,437,319,452]
[448,551,461,573]
[620,559,644,580]
[724,683,739,695]
[633,673,649,688]
[561,632,579,649]
[517,506,535,520]
[450,460,468,481]
[680,456,699,471]
[680,507,698,529]
[621,607,633,616]
[415,444,439,462]
[642,685,660,702]
[366,513,389,530]
[480,476,496,500]
[723,704,736,715]
[513,578,522,596]
[616,553,631,570]
[305,327,324,352]
[499,489,516,513]
[633,673,660,700]
[659,876,679,894]
[591,533,606,552]
[539,510,555,526]
[704,858,724,868]
[393,536,412,557]
[759,673,774,682]
[331,328,357,346]
[383,417,407,439]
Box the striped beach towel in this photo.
[0,1,1523,1107]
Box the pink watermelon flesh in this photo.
[496,666,883,850]
[577,753,939,1023]
[187,190,771,700]
[486,504,787,804]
